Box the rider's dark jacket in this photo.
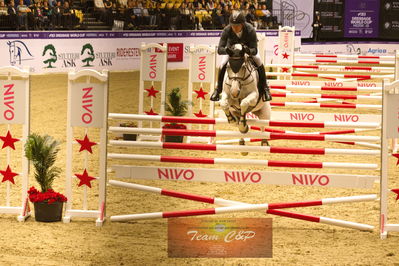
[217,22,258,56]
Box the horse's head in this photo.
[7,41,17,66]
[226,43,246,73]
[226,44,248,99]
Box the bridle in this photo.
[225,55,256,88]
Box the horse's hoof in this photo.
[261,139,270,146]
[239,139,248,156]
[239,124,249,134]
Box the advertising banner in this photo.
[70,83,105,128]
[0,80,26,125]
[0,31,301,73]
[300,41,397,56]
[168,218,272,258]
[344,0,380,38]
[190,53,214,83]
[379,0,399,40]
[318,0,345,39]
[272,0,314,38]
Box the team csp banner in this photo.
[0,31,301,74]
[344,0,380,38]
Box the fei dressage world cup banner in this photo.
[344,0,380,38]
[0,31,301,74]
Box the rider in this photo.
[210,11,272,102]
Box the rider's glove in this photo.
[225,46,233,56]
[242,45,251,55]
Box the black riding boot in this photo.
[257,64,272,102]
[210,64,227,101]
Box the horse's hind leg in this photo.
[255,103,271,146]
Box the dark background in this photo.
[313,0,399,41]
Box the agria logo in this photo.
[81,43,95,67]
[42,44,57,68]
[7,40,34,66]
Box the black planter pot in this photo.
[164,135,184,143]
[34,201,64,222]
[123,133,137,141]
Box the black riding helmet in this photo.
[229,11,245,25]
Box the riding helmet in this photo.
[229,11,245,25]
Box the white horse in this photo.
[220,44,271,134]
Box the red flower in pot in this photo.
[163,88,193,143]
[25,134,66,222]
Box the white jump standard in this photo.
[0,66,30,222]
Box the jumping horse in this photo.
[219,44,271,134]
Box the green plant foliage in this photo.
[165,87,193,117]
[24,134,61,192]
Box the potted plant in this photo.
[119,121,138,141]
[25,133,67,222]
[163,87,193,143]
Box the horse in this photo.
[219,44,271,134]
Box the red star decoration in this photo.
[194,110,207,118]
[282,52,289,59]
[145,108,158,116]
[75,169,96,188]
[0,131,20,150]
[145,86,159,98]
[75,134,97,154]
[391,189,399,201]
[392,153,399,165]
[194,87,208,100]
[0,165,18,184]
[281,67,290,73]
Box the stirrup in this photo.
[210,90,220,101]
[260,87,272,102]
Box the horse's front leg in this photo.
[220,92,236,124]
[238,91,258,133]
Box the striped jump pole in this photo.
[215,138,381,150]
[109,140,380,156]
[109,113,380,128]
[108,181,375,231]
[293,58,394,65]
[108,127,380,142]
[250,126,379,136]
[107,153,378,170]
[108,180,243,206]
[109,180,377,208]
[295,53,394,60]
[265,209,374,231]
[269,84,382,92]
[266,72,394,80]
[271,102,381,109]
[271,92,381,100]
[276,64,394,73]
